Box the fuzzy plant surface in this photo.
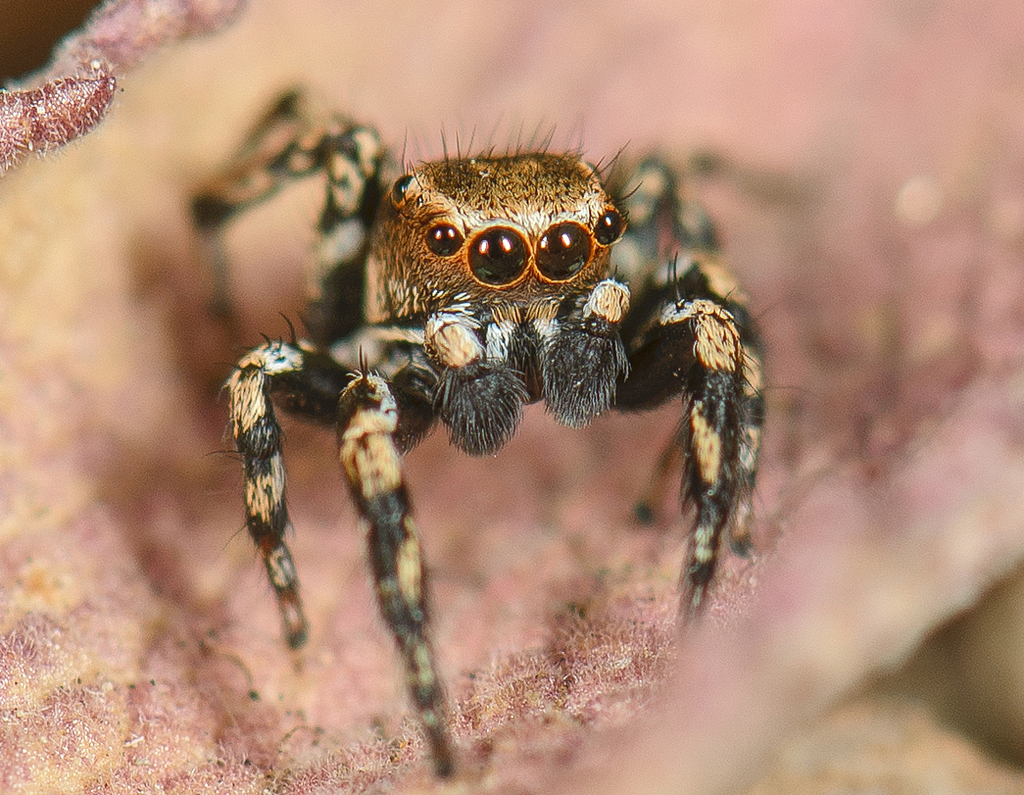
[2,1,1024,794]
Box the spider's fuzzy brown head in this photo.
[365,153,626,322]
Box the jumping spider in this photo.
[192,91,764,777]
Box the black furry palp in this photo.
[434,361,529,455]
[541,318,628,428]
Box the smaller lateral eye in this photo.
[594,207,625,245]
[391,175,414,207]
[426,223,464,256]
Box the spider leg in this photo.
[615,158,764,616]
[227,339,350,647]
[337,371,453,776]
[229,331,450,771]
[191,89,385,343]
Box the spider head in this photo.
[365,153,626,322]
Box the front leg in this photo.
[616,159,765,616]
[337,372,454,776]
[226,340,351,647]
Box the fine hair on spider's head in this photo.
[399,116,594,174]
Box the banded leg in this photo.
[228,339,308,647]
[337,373,453,776]
[227,339,352,647]
[616,158,764,616]
[191,89,386,343]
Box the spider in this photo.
[192,90,764,777]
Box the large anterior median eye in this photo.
[469,227,528,285]
[536,222,592,281]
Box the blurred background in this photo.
[0,0,97,81]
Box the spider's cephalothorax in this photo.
[193,90,764,778]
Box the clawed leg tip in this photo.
[729,534,754,558]
[428,741,456,778]
[285,626,309,650]
[633,501,656,524]
[679,585,707,622]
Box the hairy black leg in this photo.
[192,90,310,230]
[539,279,631,427]
[609,156,717,286]
[621,275,763,615]
[337,373,453,776]
[616,157,764,616]
[191,89,385,343]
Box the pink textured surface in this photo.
[1,1,1024,793]
[0,72,117,172]
[1,0,246,173]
